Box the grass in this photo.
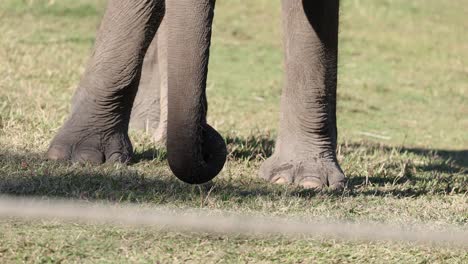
[0,0,467,262]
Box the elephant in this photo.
[129,26,168,145]
[46,0,346,190]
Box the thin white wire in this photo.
[0,196,466,248]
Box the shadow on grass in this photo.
[404,148,468,171]
[132,135,276,163]
[342,142,467,174]
[0,151,264,202]
[0,138,466,202]
[225,135,276,160]
[132,134,467,174]
[132,148,167,164]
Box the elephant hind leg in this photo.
[130,17,168,145]
[130,36,161,134]
[152,17,168,145]
[48,0,165,164]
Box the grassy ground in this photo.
[0,0,467,263]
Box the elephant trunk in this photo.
[165,0,227,184]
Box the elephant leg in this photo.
[153,16,168,144]
[260,0,345,190]
[129,35,161,134]
[130,16,168,145]
[47,0,164,164]
[166,0,227,184]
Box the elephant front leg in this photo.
[260,0,345,190]
[47,0,164,163]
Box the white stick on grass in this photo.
[0,196,466,248]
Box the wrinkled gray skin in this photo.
[129,21,167,144]
[47,0,345,190]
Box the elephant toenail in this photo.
[74,151,105,164]
[300,178,324,190]
[46,145,70,161]
[107,153,130,163]
[272,175,289,185]
[329,181,345,191]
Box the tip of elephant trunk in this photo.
[167,124,227,184]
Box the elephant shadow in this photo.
[131,134,276,163]
[344,144,466,197]
[0,137,466,202]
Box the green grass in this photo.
[0,0,467,262]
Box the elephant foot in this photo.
[129,108,160,134]
[259,155,345,191]
[47,119,133,164]
[129,76,167,146]
[129,86,161,136]
[152,123,167,146]
[129,115,167,146]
